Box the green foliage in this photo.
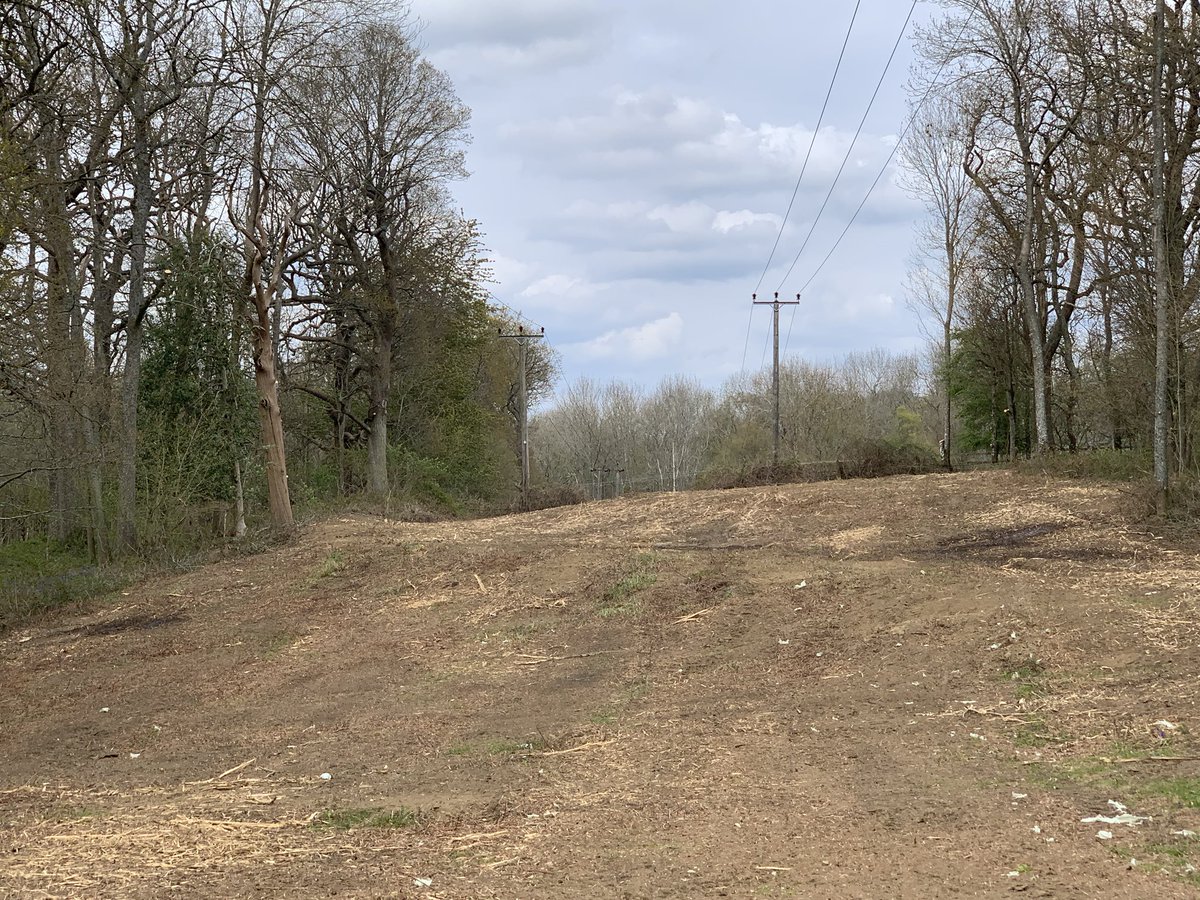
[946,325,1035,458]
[0,539,124,630]
[138,233,257,548]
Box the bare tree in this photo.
[903,94,979,467]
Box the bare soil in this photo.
[3,470,1200,898]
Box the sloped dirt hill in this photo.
[3,470,1200,898]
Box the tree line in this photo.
[532,350,935,497]
[904,0,1199,504]
[0,0,550,559]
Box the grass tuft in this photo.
[315,550,346,578]
[597,553,657,617]
[315,807,419,829]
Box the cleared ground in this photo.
[3,470,1200,898]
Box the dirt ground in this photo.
[3,470,1200,898]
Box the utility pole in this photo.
[499,325,545,511]
[752,292,800,467]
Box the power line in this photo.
[759,310,773,371]
[774,0,918,293]
[752,0,863,297]
[781,9,976,358]
[487,293,544,333]
[739,303,757,374]
[742,0,865,377]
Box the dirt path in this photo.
[3,471,1200,898]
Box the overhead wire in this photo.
[487,293,544,333]
[781,6,975,358]
[741,0,865,375]
[752,0,863,297]
[774,0,918,296]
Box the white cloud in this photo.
[521,274,583,297]
[573,312,685,362]
[647,201,713,233]
[712,209,780,233]
[412,0,611,72]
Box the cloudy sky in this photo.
[406,0,941,395]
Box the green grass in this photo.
[0,539,125,630]
[315,807,419,829]
[597,553,657,617]
[445,737,545,758]
[313,550,346,580]
[1143,777,1200,808]
[259,630,297,657]
[1013,720,1071,748]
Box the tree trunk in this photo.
[1152,0,1169,514]
[943,319,953,470]
[250,296,293,531]
[116,88,153,552]
[367,316,395,498]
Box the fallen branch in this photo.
[174,816,309,830]
[673,608,714,625]
[1113,755,1200,764]
[186,758,256,785]
[534,740,616,757]
[515,650,628,666]
[448,830,509,845]
[484,856,521,870]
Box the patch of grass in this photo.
[598,599,643,618]
[1141,777,1200,808]
[312,550,346,580]
[589,710,616,725]
[315,807,419,829]
[597,553,657,618]
[1012,719,1070,748]
[54,806,105,822]
[259,630,297,657]
[444,737,545,758]
[481,622,540,642]
[1145,841,1192,861]
[625,677,651,702]
[0,539,126,631]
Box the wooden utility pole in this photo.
[752,292,801,467]
[500,325,545,511]
[1152,0,1170,515]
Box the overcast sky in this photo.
[406,0,941,396]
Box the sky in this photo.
[405,0,943,396]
